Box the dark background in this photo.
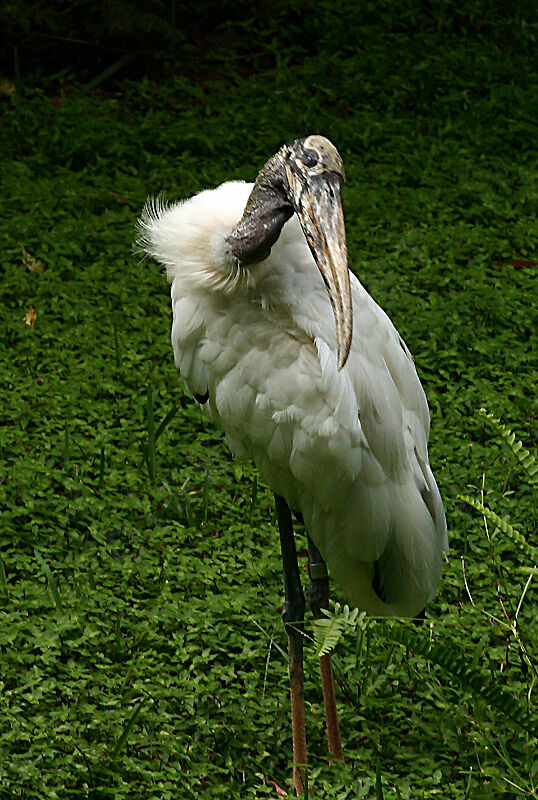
[2,0,536,90]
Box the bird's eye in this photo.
[302,151,318,168]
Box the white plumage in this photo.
[139,177,447,617]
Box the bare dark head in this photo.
[280,135,346,183]
[229,135,352,369]
[279,136,351,369]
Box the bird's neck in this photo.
[227,156,294,265]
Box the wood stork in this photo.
[138,135,447,795]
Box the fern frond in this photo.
[458,494,538,562]
[382,625,535,734]
[519,566,538,575]
[313,603,366,657]
[479,409,538,483]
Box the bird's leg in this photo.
[274,494,307,797]
[307,534,344,762]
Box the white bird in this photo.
[138,135,447,795]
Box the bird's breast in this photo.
[171,279,367,504]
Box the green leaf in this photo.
[313,603,365,657]
[479,409,538,484]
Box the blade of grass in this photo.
[376,760,384,800]
[303,767,308,799]
[113,323,122,370]
[154,403,178,443]
[146,383,155,485]
[184,493,194,527]
[34,550,63,611]
[463,767,473,800]
[82,54,134,94]
[13,46,21,95]
[248,475,258,525]
[202,467,210,522]
[63,422,70,466]
[0,555,8,597]
[98,443,105,485]
[110,699,145,759]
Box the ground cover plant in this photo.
[1,3,537,797]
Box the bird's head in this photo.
[280,136,350,369]
[229,135,352,370]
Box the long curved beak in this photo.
[285,167,352,370]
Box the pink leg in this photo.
[307,536,344,762]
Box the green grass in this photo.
[1,8,537,798]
